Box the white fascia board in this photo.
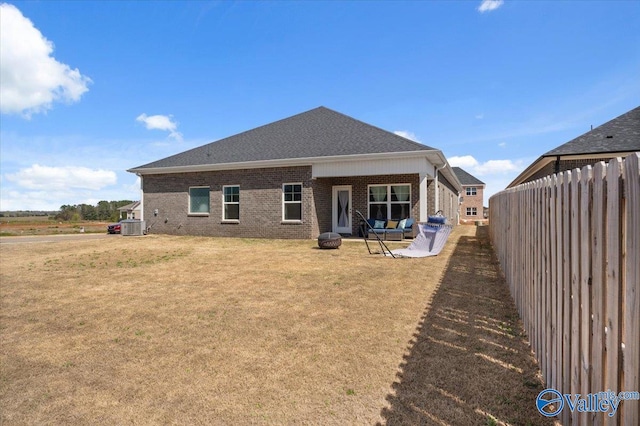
[127,150,439,175]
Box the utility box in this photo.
[121,220,146,236]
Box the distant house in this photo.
[509,106,640,187]
[128,107,462,239]
[452,167,486,224]
[118,201,141,220]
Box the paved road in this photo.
[0,233,118,245]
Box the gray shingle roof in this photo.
[543,106,640,157]
[452,167,485,186]
[131,107,436,170]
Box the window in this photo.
[466,187,477,196]
[283,183,302,221]
[466,207,478,216]
[189,186,210,214]
[368,184,411,220]
[223,185,239,221]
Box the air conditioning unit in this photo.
[121,220,146,236]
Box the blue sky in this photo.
[1,0,639,211]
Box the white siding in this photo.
[312,157,434,178]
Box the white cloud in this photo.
[136,113,183,141]
[449,155,523,176]
[477,0,504,13]
[5,164,117,191]
[448,155,479,169]
[0,3,91,117]
[475,159,521,175]
[394,130,420,142]
[498,142,507,147]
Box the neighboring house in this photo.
[118,201,141,220]
[128,107,462,239]
[509,106,640,187]
[452,167,486,224]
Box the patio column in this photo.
[419,173,428,222]
[138,175,144,221]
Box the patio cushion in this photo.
[386,220,398,229]
[428,216,446,224]
[398,219,407,230]
[374,220,385,229]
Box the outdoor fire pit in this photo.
[317,232,342,249]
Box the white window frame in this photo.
[222,185,240,222]
[282,183,303,222]
[367,184,412,220]
[466,187,477,196]
[188,186,210,215]
[466,207,478,216]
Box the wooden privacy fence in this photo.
[489,153,639,425]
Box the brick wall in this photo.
[143,168,450,239]
[459,185,485,224]
[142,166,316,239]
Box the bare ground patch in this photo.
[1,227,550,424]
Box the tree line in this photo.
[55,200,134,222]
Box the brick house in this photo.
[128,107,462,239]
[509,106,640,186]
[452,167,486,224]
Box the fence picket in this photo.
[540,178,549,386]
[570,169,581,425]
[605,159,623,426]
[622,153,639,425]
[580,165,593,426]
[591,162,606,426]
[556,174,565,398]
[549,176,560,389]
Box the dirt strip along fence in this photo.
[489,153,639,425]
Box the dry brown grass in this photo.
[1,227,552,425]
[0,217,109,236]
